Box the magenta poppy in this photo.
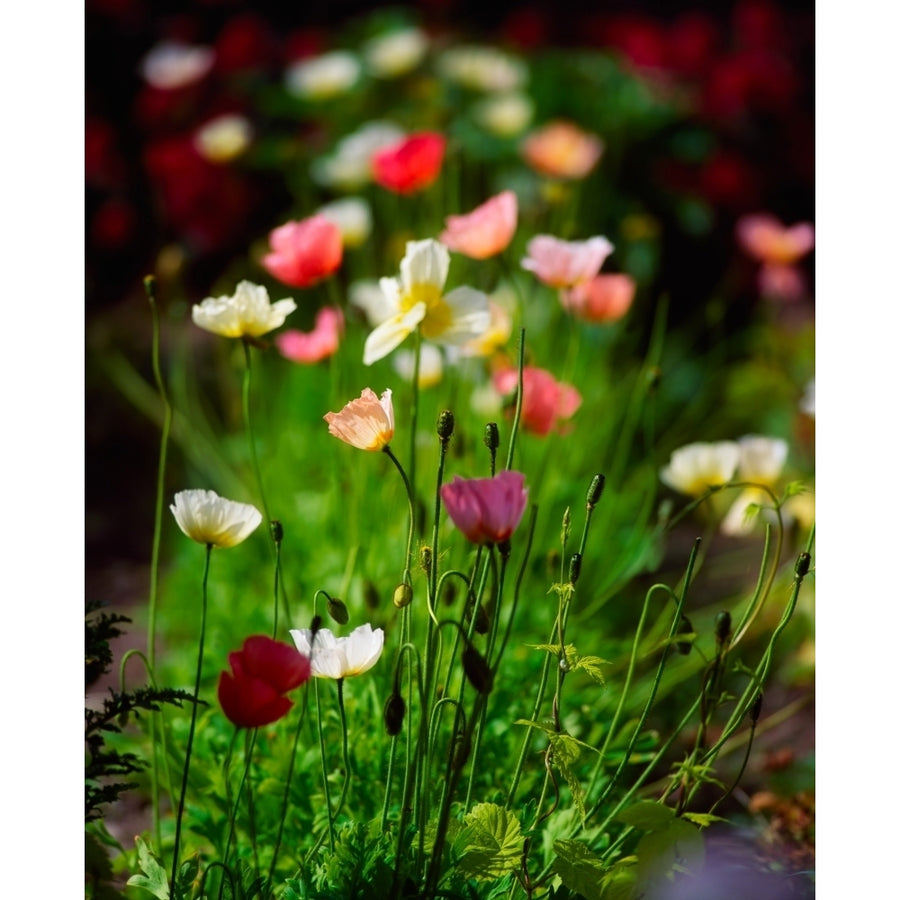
[441,470,528,545]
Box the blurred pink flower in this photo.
[521,121,603,179]
[493,366,582,436]
[324,388,394,451]
[735,214,814,265]
[275,307,344,364]
[372,132,446,194]
[439,191,518,259]
[263,215,343,288]
[758,263,807,302]
[521,235,614,288]
[561,273,636,323]
[441,470,528,545]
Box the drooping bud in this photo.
[795,552,811,580]
[383,691,406,736]
[363,580,380,611]
[749,692,763,725]
[437,409,455,443]
[483,422,500,452]
[441,580,457,607]
[675,615,694,655]
[568,552,582,586]
[327,597,349,625]
[586,474,606,509]
[714,611,732,646]
[143,274,157,302]
[462,643,494,694]
[393,583,413,609]
[269,519,284,543]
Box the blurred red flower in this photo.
[561,273,636,324]
[218,635,311,729]
[493,365,582,436]
[262,215,343,288]
[372,132,446,194]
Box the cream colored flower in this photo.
[721,435,790,536]
[192,280,297,338]
[363,239,490,365]
[285,50,362,100]
[311,121,406,190]
[660,441,740,497]
[364,27,428,78]
[290,623,385,679]
[317,197,373,248]
[193,114,253,163]
[324,388,395,451]
[438,45,527,92]
[170,490,262,548]
[393,344,444,388]
[141,41,214,89]
[473,92,534,137]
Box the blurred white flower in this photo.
[170,490,262,548]
[800,379,815,418]
[721,435,790,536]
[141,41,214,90]
[469,381,504,419]
[349,278,396,326]
[317,197,373,248]
[286,51,362,100]
[364,27,428,78]
[311,121,406,190]
[473,92,534,137]
[192,280,296,338]
[193,114,253,163]
[290,623,385,679]
[438,45,527,92]
[660,441,740,497]
[393,343,444,388]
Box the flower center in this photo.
[401,282,453,338]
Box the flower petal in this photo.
[363,303,426,365]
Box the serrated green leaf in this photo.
[456,803,524,880]
[552,840,606,900]
[571,654,608,683]
[614,800,675,831]
[126,836,170,899]
[680,812,726,829]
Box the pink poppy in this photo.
[275,306,344,364]
[521,234,614,289]
[324,388,395,451]
[441,470,529,545]
[262,215,343,288]
[493,366,582,436]
[218,635,311,729]
[439,190,518,259]
[735,214,814,265]
[521,121,603,179]
[372,132,446,194]
[757,262,807,302]
[561,273,636,323]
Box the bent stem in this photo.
[171,543,212,890]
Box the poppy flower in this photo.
[218,635,311,728]
[439,191,518,260]
[192,280,297,339]
[560,273,636,323]
[521,235,614,289]
[289,623,385,679]
[262,216,343,289]
[363,239,490,365]
[441,470,529,545]
[521,121,603,179]
[659,441,741,497]
[721,435,789,536]
[170,489,262,548]
[372,132,446,194]
[493,366,581,436]
[324,388,395,451]
[275,307,343,364]
[735,214,814,266]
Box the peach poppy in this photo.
[439,190,518,259]
[275,306,344,364]
[372,132,446,194]
[324,388,395,451]
[735,214,814,265]
[521,234,614,289]
[561,273,636,323]
[493,365,581,436]
[262,215,343,288]
[521,121,603,179]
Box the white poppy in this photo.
[170,490,262,548]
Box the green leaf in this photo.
[601,858,639,900]
[546,731,587,818]
[126,836,170,900]
[570,654,608,683]
[614,800,675,831]
[456,803,524,880]
[635,819,704,889]
[552,840,606,900]
[680,812,726,829]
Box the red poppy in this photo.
[217,635,311,729]
[372,132,446,194]
[262,215,343,288]
[493,365,581,436]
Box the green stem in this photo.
[243,339,271,525]
[505,328,526,471]
[383,445,416,586]
[171,543,212,891]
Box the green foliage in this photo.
[126,837,170,899]
[454,803,524,880]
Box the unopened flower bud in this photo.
[715,611,732,646]
[675,615,693,655]
[561,507,571,544]
[568,552,582,585]
[327,597,349,625]
[749,692,763,725]
[420,546,433,575]
[383,691,406,736]
[270,520,284,542]
[452,730,471,769]
[483,422,500,452]
[462,643,494,694]
[143,274,157,302]
[393,583,413,609]
[586,474,606,509]
[363,580,380,611]
[309,614,323,642]
[794,552,811,580]
[441,580,457,607]
[437,410,455,442]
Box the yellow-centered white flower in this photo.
[721,435,790,536]
[170,489,262,548]
[290,623,385,679]
[659,441,740,497]
[363,239,490,365]
[192,280,297,338]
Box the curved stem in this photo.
[383,445,416,588]
[242,339,270,525]
[505,328,526,472]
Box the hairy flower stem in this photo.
[171,543,212,890]
[242,339,271,526]
[407,327,422,523]
[145,274,174,847]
